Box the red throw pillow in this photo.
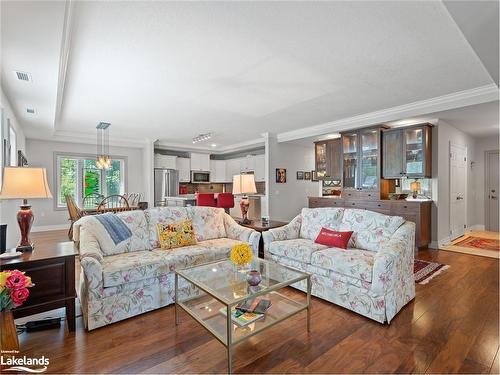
[315,228,353,249]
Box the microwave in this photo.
[191,171,210,183]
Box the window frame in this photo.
[54,152,128,210]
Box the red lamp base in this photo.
[17,202,34,252]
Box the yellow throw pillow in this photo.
[156,220,197,250]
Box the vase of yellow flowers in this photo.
[230,243,253,271]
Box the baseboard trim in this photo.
[32,224,68,232]
[468,225,485,232]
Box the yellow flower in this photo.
[25,276,32,287]
[0,271,11,291]
[230,243,253,266]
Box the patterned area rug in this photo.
[453,236,500,251]
[414,259,450,284]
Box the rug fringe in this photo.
[418,265,450,285]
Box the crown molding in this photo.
[26,129,150,148]
[277,84,499,142]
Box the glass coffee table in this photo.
[175,258,311,374]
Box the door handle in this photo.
[491,196,498,200]
[456,196,464,200]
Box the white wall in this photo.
[471,136,500,229]
[0,89,27,248]
[266,135,320,221]
[25,139,145,230]
[434,120,477,245]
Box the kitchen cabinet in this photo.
[154,154,177,169]
[176,157,191,182]
[190,153,210,171]
[342,127,384,191]
[314,138,342,181]
[226,158,241,182]
[254,154,265,182]
[382,124,432,179]
[210,160,227,183]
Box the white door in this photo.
[486,151,500,231]
[449,143,467,239]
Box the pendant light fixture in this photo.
[96,122,111,169]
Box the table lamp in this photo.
[0,167,53,251]
[232,174,257,225]
[410,180,421,199]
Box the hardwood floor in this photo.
[16,230,499,373]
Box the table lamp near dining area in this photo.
[0,167,52,251]
[232,173,257,225]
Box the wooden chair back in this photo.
[65,194,82,240]
[82,193,105,210]
[97,194,130,212]
[127,193,142,206]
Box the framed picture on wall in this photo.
[311,170,318,181]
[296,171,304,180]
[304,171,311,180]
[276,168,286,183]
[17,150,28,166]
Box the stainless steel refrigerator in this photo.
[154,168,179,206]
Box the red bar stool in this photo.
[216,193,235,214]
[196,193,216,207]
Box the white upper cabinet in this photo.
[225,158,241,182]
[253,154,265,182]
[190,153,210,171]
[210,160,227,182]
[154,154,177,169]
[176,157,191,182]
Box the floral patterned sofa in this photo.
[74,206,260,330]
[262,207,415,323]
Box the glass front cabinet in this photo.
[341,127,383,191]
[382,124,432,179]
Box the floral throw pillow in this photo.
[156,220,197,250]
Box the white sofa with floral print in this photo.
[74,206,260,330]
[262,207,415,324]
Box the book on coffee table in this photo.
[219,307,264,327]
[235,298,272,314]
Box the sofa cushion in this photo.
[187,206,226,241]
[310,247,375,282]
[157,220,197,250]
[145,207,190,249]
[268,239,328,263]
[79,210,150,256]
[339,209,405,252]
[300,207,345,240]
[102,250,162,287]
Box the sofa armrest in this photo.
[79,226,104,297]
[371,221,415,295]
[262,214,302,254]
[223,214,261,256]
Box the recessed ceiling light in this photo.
[210,143,217,147]
[26,108,35,114]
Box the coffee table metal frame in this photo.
[175,259,312,374]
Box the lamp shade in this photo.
[0,167,53,199]
[410,180,421,192]
[232,174,257,195]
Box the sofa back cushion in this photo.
[78,210,150,256]
[300,207,345,240]
[144,207,190,249]
[187,206,226,241]
[338,208,405,252]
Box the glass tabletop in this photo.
[176,258,308,305]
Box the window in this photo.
[56,154,125,208]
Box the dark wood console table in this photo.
[238,219,288,258]
[0,241,78,331]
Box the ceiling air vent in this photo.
[14,71,32,82]
[26,108,35,114]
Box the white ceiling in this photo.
[1,1,498,151]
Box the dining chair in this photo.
[82,192,105,213]
[97,194,130,213]
[127,193,141,206]
[196,193,216,207]
[65,194,83,240]
[216,192,235,214]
